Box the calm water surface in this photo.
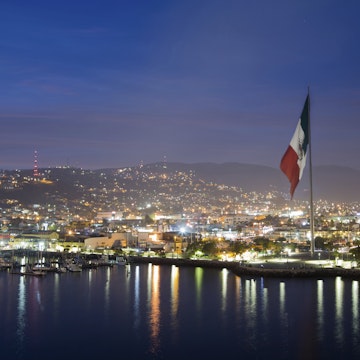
[0,263,359,359]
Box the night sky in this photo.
[1,0,359,170]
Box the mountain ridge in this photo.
[142,162,360,202]
[1,162,359,203]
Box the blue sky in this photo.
[1,0,359,170]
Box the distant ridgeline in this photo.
[0,163,359,205]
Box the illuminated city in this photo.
[0,164,359,270]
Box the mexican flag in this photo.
[280,95,310,199]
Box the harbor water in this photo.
[0,262,359,359]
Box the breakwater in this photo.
[129,256,360,280]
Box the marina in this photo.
[2,249,360,280]
[0,250,127,275]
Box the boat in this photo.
[116,255,127,265]
[65,260,82,272]
[27,269,47,276]
[25,263,47,276]
[10,264,46,276]
[32,264,56,272]
[55,266,67,273]
[0,257,12,270]
[81,262,98,269]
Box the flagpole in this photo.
[307,88,315,256]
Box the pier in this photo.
[129,255,360,280]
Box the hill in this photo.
[143,162,360,202]
[0,163,359,208]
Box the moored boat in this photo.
[116,255,127,265]
[65,262,82,272]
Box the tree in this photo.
[315,236,326,250]
[228,241,249,255]
[269,241,282,255]
[144,214,154,225]
[184,241,202,258]
[253,237,270,251]
[202,241,218,257]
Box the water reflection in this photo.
[244,278,257,345]
[235,276,241,310]
[279,281,286,317]
[104,267,111,317]
[86,268,93,312]
[134,265,140,330]
[234,276,242,336]
[260,278,268,325]
[352,281,359,341]
[221,269,228,313]
[149,265,160,355]
[147,263,152,301]
[317,279,324,341]
[3,263,360,359]
[16,277,26,358]
[170,265,179,346]
[28,277,43,339]
[279,280,288,351]
[195,267,203,311]
[170,265,179,325]
[52,273,60,324]
[125,263,131,288]
[335,276,344,345]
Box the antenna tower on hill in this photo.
[33,150,39,178]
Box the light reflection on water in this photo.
[195,266,203,312]
[353,281,359,337]
[235,275,241,319]
[243,278,258,352]
[134,265,140,330]
[104,267,111,317]
[317,279,324,341]
[149,265,160,355]
[221,268,228,313]
[335,276,344,345]
[16,277,26,359]
[2,264,360,359]
[260,277,268,325]
[85,267,93,314]
[279,280,286,320]
[170,265,179,327]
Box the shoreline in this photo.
[2,250,360,280]
[129,256,360,280]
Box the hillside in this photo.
[0,163,359,208]
[143,162,360,202]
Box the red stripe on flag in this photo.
[280,145,300,199]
